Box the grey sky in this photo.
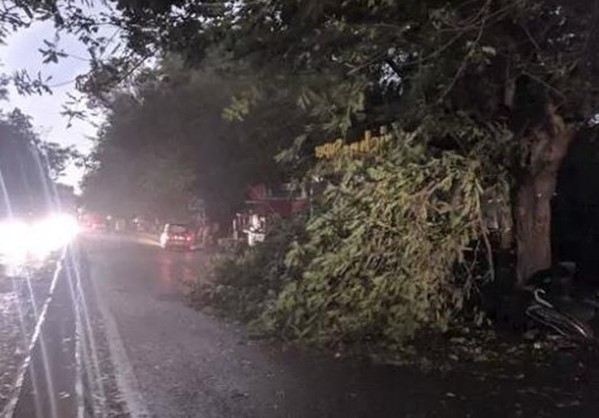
[0,21,102,189]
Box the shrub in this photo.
[188,215,306,321]
[258,124,509,345]
[196,118,511,349]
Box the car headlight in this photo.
[0,213,80,261]
[0,220,30,257]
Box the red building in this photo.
[234,184,308,245]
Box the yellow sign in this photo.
[314,129,392,159]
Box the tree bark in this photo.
[515,173,556,283]
[515,104,576,284]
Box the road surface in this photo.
[5,233,599,417]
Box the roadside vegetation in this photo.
[84,0,599,354]
[3,0,599,358]
[0,108,78,214]
[188,216,307,322]
[190,117,510,351]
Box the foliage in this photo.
[258,120,510,345]
[188,216,307,321]
[0,109,76,180]
[195,117,511,347]
[0,1,118,96]
[81,58,306,220]
[5,1,599,146]
[39,142,82,180]
[103,1,599,124]
[6,2,595,257]
[0,108,72,213]
[100,0,599,280]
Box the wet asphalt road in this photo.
[10,233,599,418]
[12,258,78,418]
[81,234,454,418]
[82,234,383,418]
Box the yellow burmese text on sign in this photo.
[314,129,392,159]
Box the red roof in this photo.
[245,199,308,216]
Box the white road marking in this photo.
[89,264,150,418]
[73,289,85,418]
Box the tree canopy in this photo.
[51,0,599,281]
[106,0,599,280]
[81,57,309,222]
[0,109,74,215]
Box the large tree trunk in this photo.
[515,104,576,284]
[515,172,557,283]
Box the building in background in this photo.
[234,184,308,246]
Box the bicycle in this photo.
[525,287,595,343]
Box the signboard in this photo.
[314,128,392,159]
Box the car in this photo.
[160,223,195,250]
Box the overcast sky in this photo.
[0,21,102,189]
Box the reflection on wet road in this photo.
[157,250,197,296]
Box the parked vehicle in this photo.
[81,213,108,231]
[524,264,599,343]
[160,223,195,250]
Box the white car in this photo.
[160,224,195,250]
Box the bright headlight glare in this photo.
[31,213,80,253]
[0,213,79,260]
[0,221,29,257]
